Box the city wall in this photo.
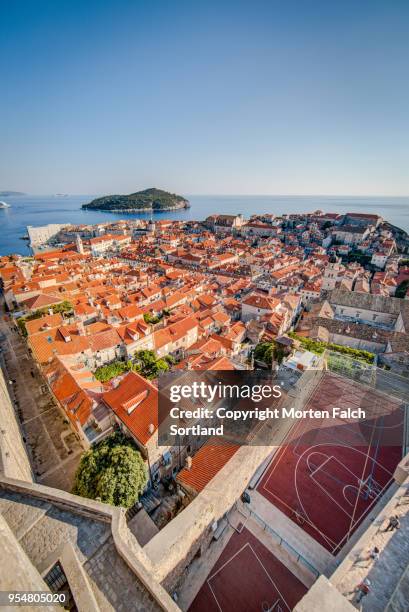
[0,365,33,481]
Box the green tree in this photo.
[133,349,170,379]
[94,360,132,382]
[254,342,274,366]
[396,279,409,298]
[288,332,374,364]
[17,300,73,336]
[94,350,171,383]
[73,433,147,508]
[143,312,161,324]
[254,341,285,366]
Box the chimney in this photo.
[185,456,192,470]
[148,423,155,435]
[78,321,86,336]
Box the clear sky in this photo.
[1,0,408,196]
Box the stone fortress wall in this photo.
[0,365,33,482]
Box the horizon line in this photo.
[5,192,409,198]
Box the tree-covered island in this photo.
[82,187,189,212]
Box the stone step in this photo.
[0,489,51,540]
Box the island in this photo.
[81,188,190,212]
[0,191,26,197]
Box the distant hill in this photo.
[0,191,26,197]
[82,188,189,212]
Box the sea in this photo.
[1,194,409,256]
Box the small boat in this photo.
[0,201,10,209]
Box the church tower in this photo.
[76,233,84,254]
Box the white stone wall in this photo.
[0,367,32,481]
[333,304,396,328]
[242,303,270,322]
[27,223,65,247]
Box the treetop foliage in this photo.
[72,432,147,508]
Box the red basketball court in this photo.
[257,372,404,554]
[189,526,307,612]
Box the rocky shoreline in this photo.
[83,202,190,213]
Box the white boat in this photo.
[0,201,10,209]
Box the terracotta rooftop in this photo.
[102,371,158,445]
[177,439,239,494]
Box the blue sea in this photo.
[1,194,409,256]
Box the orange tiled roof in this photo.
[184,354,236,370]
[242,293,280,310]
[25,313,63,335]
[28,326,90,363]
[177,439,239,493]
[153,315,198,350]
[88,328,122,352]
[45,359,93,427]
[102,371,158,445]
[117,304,144,321]
[20,293,64,310]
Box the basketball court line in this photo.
[262,600,283,612]
[308,457,358,519]
[258,371,402,554]
[260,478,338,549]
[262,388,397,494]
[321,372,406,429]
[294,442,394,552]
[261,439,395,552]
[260,419,342,549]
[207,542,291,612]
[264,372,402,474]
[307,452,332,477]
[288,411,375,462]
[261,418,305,486]
[301,370,404,423]
[347,418,377,543]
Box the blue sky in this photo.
[0,0,408,195]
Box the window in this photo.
[44,562,68,592]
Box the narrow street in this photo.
[0,296,83,491]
